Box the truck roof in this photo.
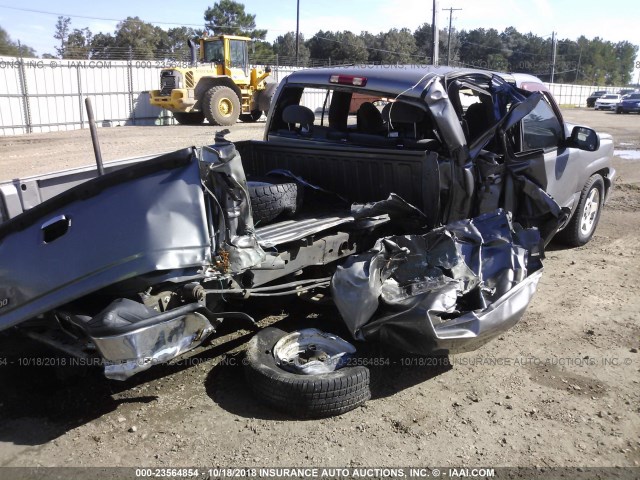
[282,65,546,97]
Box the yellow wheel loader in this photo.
[149,35,276,126]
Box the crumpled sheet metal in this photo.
[425,78,467,159]
[331,209,543,355]
[504,167,571,243]
[201,139,266,273]
[351,193,428,222]
[94,312,216,381]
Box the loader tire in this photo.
[239,110,263,122]
[203,86,240,126]
[173,112,204,125]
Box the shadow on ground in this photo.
[0,297,451,443]
[204,298,451,420]
[0,320,253,446]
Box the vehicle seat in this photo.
[357,102,384,134]
[279,104,315,136]
[386,102,425,138]
[383,101,440,149]
[464,102,493,142]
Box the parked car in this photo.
[586,90,607,107]
[617,88,636,96]
[594,93,622,110]
[616,92,640,114]
[0,66,615,417]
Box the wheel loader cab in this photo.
[202,39,224,64]
[228,39,249,72]
[200,36,249,78]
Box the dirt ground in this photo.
[0,109,639,470]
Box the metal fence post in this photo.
[17,42,32,134]
[127,46,135,125]
[77,65,85,129]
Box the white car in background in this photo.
[594,93,621,110]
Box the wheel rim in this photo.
[218,98,233,117]
[273,328,356,375]
[580,187,600,236]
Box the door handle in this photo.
[41,215,71,243]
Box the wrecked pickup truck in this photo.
[0,66,614,418]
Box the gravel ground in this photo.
[0,122,265,182]
[0,109,639,470]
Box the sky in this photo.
[1,0,638,80]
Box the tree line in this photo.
[0,26,36,57]
[0,0,637,86]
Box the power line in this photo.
[0,4,273,32]
[0,4,204,27]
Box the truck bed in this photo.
[1,140,445,234]
[235,140,442,228]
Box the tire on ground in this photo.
[244,327,371,418]
[247,177,302,224]
[202,86,241,126]
[173,112,205,125]
[556,174,604,247]
[257,82,278,115]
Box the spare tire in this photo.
[247,177,302,224]
[244,327,370,418]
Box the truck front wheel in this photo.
[173,112,204,125]
[203,86,241,126]
[556,174,604,247]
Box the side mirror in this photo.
[569,126,599,152]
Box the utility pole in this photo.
[432,0,440,66]
[295,0,300,67]
[574,44,582,83]
[442,7,462,66]
[550,31,557,83]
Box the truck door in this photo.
[512,94,580,210]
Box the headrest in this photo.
[383,102,425,123]
[357,102,384,133]
[282,104,315,126]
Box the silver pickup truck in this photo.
[0,66,615,418]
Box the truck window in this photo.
[229,40,247,69]
[520,97,563,151]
